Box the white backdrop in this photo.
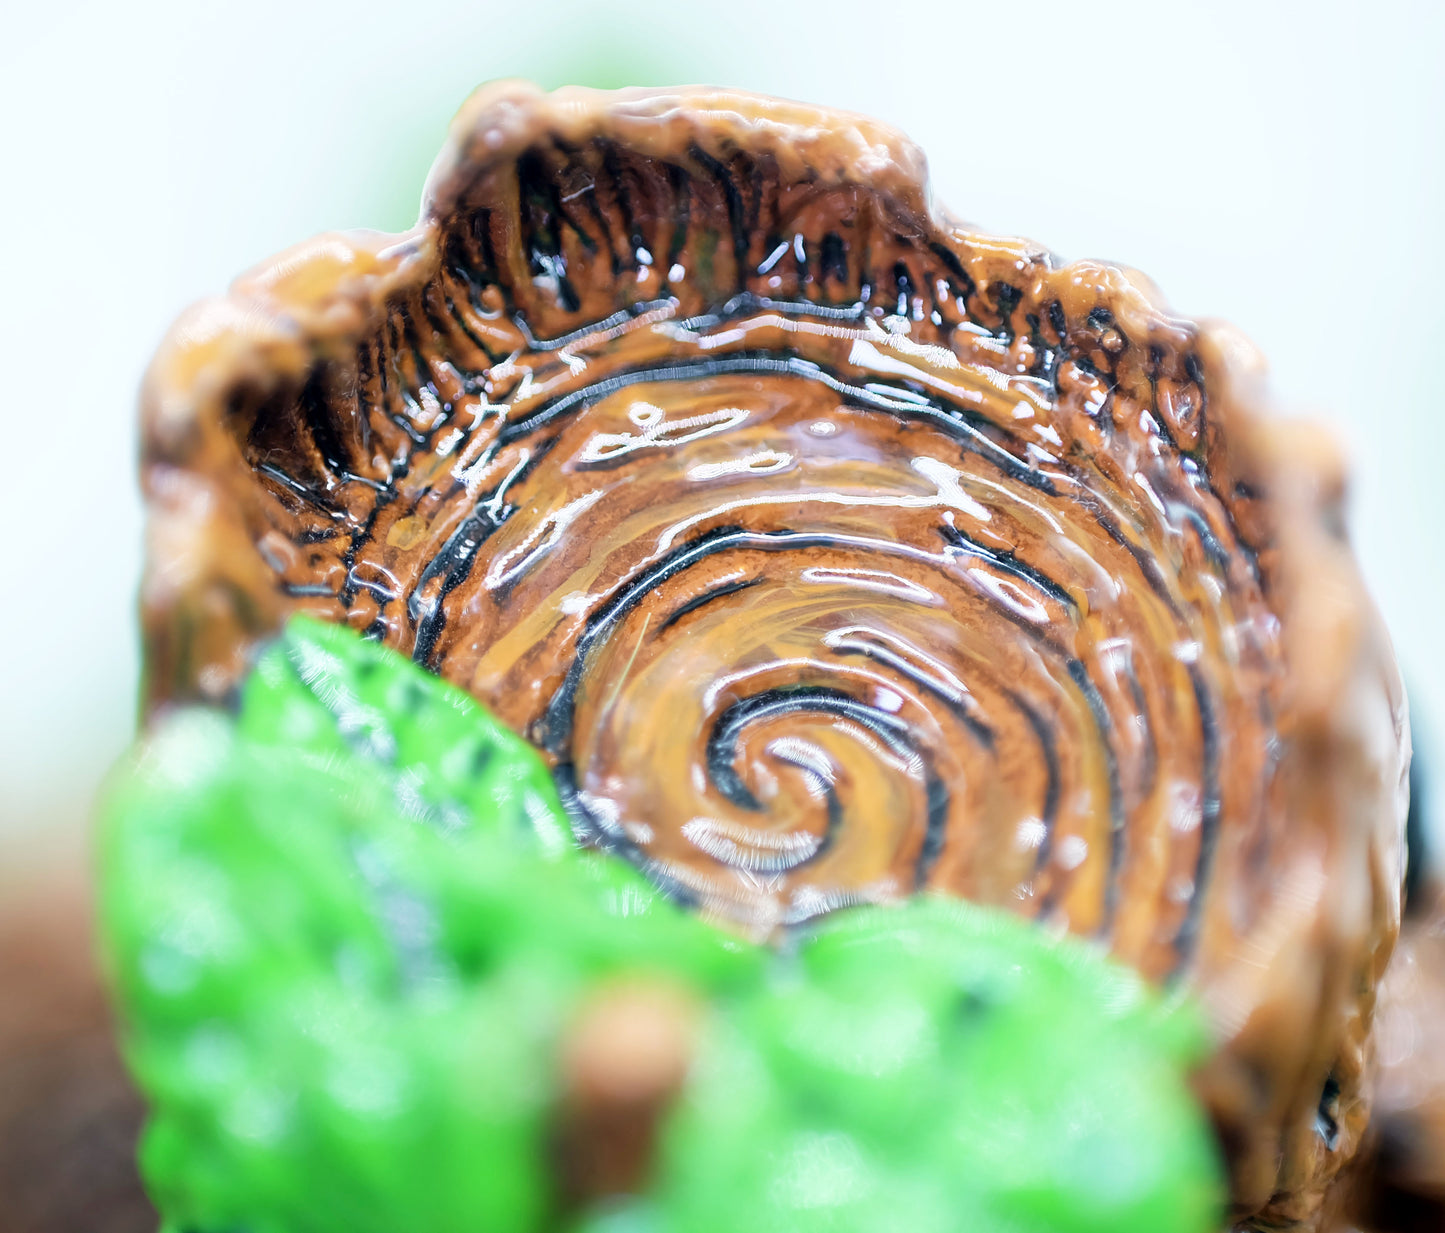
[2,0,1441,858]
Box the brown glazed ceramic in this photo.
[138,84,1410,1229]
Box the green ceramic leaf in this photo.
[641,898,1222,1233]
[102,618,1222,1233]
[102,623,752,1233]
[238,615,573,856]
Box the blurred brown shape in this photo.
[1342,880,1445,1232]
[553,977,700,1209]
[0,851,153,1233]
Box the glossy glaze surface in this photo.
[287,296,1276,979]
[138,84,1410,1228]
[146,100,1282,977]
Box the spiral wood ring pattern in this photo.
[139,84,1408,1229]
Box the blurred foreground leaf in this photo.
[101,618,1223,1233]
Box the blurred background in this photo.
[0,0,1441,1227]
